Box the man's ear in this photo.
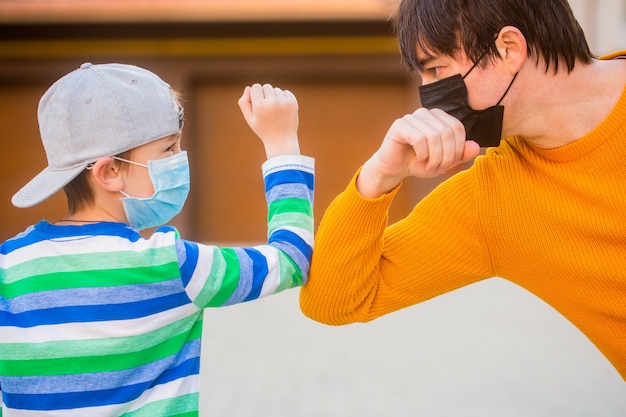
[495,26,527,75]
[89,157,124,192]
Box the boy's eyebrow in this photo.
[162,133,180,147]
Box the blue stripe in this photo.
[0,292,191,327]
[270,241,309,284]
[179,240,199,287]
[154,225,177,235]
[0,280,185,314]
[242,248,269,302]
[34,221,145,241]
[1,225,40,254]
[268,229,312,261]
[0,221,149,255]
[222,248,253,306]
[265,170,314,193]
[3,357,200,410]
[266,183,314,205]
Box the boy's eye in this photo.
[166,139,181,152]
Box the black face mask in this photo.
[418,58,517,148]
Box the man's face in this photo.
[416,48,511,111]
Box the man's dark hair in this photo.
[393,0,594,74]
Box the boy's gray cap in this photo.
[12,62,183,208]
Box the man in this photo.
[300,0,626,380]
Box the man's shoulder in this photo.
[600,50,626,60]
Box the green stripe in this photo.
[269,212,313,235]
[120,393,199,417]
[2,247,176,284]
[1,262,180,299]
[276,251,302,292]
[0,316,203,376]
[205,248,240,307]
[268,198,312,220]
[192,247,225,308]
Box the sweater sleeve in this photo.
[300,166,493,325]
[181,155,315,308]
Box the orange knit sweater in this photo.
[301,54,626,380]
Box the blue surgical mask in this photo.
[115,151,190,230]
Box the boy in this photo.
[0,62,314,416]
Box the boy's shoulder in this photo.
[1,221,182,257]
[1,223,40,255]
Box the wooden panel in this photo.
[0,85,66,241]
[0,36,398,60]
[191,80,416,244]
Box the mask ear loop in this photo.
[495,72,518,105]
[461,47,519,106]
[476,30,518,105]
[112,156,148,168]
[462,50,489,79]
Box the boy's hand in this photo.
[238,83,301,159]
[357,107,481,198]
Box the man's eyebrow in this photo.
[415,54,437,72]
[418,55,436,68]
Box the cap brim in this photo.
[11,165,86,208]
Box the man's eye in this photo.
[428,67,440,77]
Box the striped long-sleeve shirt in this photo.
[0,154,314,416]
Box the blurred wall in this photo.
[0,13,425,243]
[569,0,626,55]
[0,1,624,243]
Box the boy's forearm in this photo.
[263,155,315,289]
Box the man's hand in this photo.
[357,108,481,198]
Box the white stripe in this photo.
[124,374,199,413]
[1,230,175,271]
[262,155,315,176]
[183,244,216,303]
[1,303,200,345]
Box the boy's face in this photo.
[120,133,183,198]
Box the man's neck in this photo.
[507,58,626,149]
